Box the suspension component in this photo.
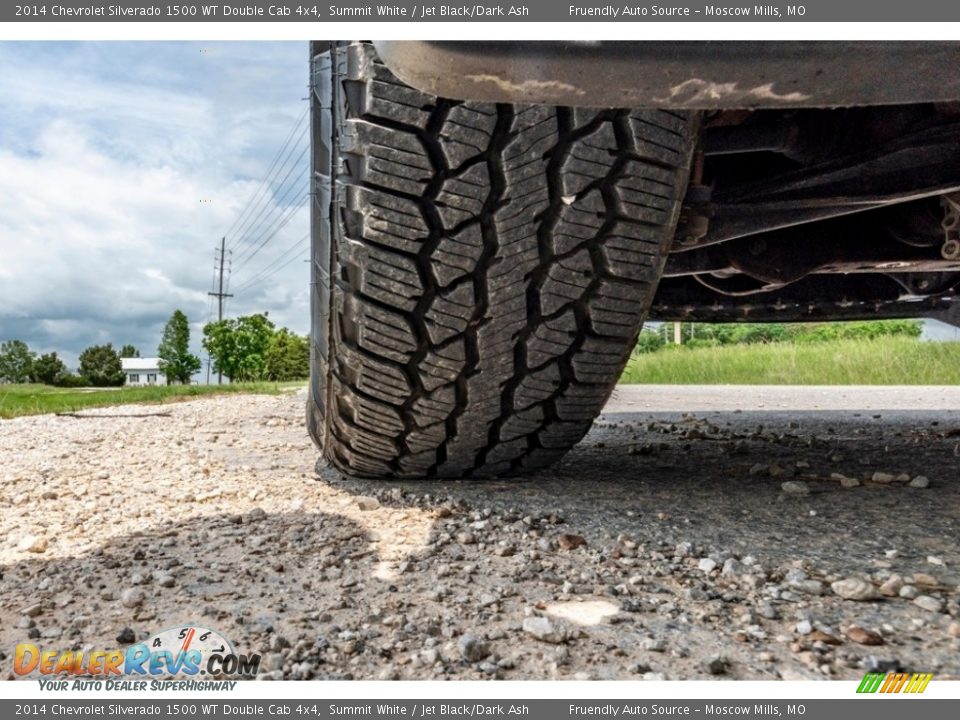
[942,193,960,260]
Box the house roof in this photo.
[121,358,162,372]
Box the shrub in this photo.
[54,373,88,388]
[635,329,665,354]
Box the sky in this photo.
[0,41,310,371]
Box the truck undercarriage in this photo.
[655,105,960,325]
[376,40,960,328]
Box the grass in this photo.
[0,381,307,419]
[619,337,960,385]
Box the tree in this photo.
[264,328,310,381]
[78,344,125,387]
[120,345,140,358]
[30,352,67,385]
[203,313,275,382]
[157,310,201,385]
[0,340,35,383]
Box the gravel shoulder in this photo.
[1,385,958,680]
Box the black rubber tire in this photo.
[308,41,698,478]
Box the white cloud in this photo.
[0,42,310,370]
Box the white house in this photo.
[121,358,165,386]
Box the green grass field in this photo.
[620,337,960,385]
[0,382,307,419]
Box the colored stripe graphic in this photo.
[857,672,932,694]
[857,672,885,693]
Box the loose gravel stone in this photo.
[702,656,729,675]
[642,638,666,652]
[356,497,380,511]
[899,585,921,600]
[909,476,930,488]
[913,595,945,613]
[879,575,903,597]
[457,634,490,662]
[698,558,718,573]
[845,626,883,646]
[557,534,586,551]
[120,588,145,608]
[791,580,826,596]
[831,578,878,601]
[781,481,809,496]
[522,617,566,644]
[17,535,47,553]
[20,604,43,618]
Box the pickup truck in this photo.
[307,41,960,478]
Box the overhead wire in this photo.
[232,189,310,273]
[222,104,308,250]
[231,143,310,266]
[232,232,310,292]
[213,100,310,306]
[231,236,310,294]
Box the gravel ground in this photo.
[1,385,959,681]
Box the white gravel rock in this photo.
[913,595,944,613]
[791,580,826,596]
[120,588,145,608]
[698,558,718,573]
[20,603,43,618]
[879,575,904,597]
[356,496,380,511]
[899,585,921,600]
[522,617,566,644]
[831,578,878,601]
[17,535,48,553]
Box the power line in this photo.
[232,193,309,274]
[206,100,309,332]
[231,145,310,265]
[222,105,308,248]
[232,232,310,293]
[231,246,310,295]
[229,124,309,255]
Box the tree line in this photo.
[0,310,310,386]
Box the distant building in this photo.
[121,358,165,386]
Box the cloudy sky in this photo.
[0,41,309,371]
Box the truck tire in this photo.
[309,42,698,478]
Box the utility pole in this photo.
[208,236,233,384]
